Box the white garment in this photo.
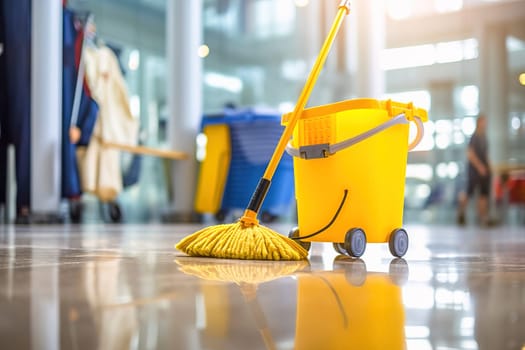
[78,46,139,202]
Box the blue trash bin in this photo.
[200,107,295,222]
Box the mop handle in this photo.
[263,2,350,180]
[245,1,351,216]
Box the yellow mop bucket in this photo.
[282,98,428,257]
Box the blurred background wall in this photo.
[61,0,525,224]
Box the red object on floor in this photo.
[497,175,525,204]
[508,178,525,204]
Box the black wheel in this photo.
[389,258,409,286]
[288,227,311,252]
[69,200,83,224]
[344,228,366,258]
[109,202,122,223]
[214,209,226,223]
[388,228,409,258]
[333,242,346,255]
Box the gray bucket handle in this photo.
[285,113,424,160]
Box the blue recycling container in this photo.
[200,107,295,220]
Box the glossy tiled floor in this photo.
[1,223,524,350]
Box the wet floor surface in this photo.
[0,223,524,350]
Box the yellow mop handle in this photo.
[243,1,351,222]
[264,2,350,179]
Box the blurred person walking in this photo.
[457,114,493,226]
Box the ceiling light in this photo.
[519,73,525,86]
[198,45,210,58]
[295,0,309,7]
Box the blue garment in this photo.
[122,153,142,188]
[0,0,32,212]
[61,8,98,198]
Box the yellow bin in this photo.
[282,98,428,257]
[194,124,231,214]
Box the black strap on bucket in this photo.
[291,189,348,240]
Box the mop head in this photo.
[175,221,308,261]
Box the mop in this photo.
[176,1,352,260]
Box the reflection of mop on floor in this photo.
[176,258,309,350]
[295,258,408,350]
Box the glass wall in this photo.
[201,0,322,114]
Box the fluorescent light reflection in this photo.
[403,286,435,309]
[406,164,433,181]
[204,72,243,93]
[405,326,430,338]
[407,339,433,350]
[383,39,478,71]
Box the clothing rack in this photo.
[98,138,188,160]
[70,13,188,161]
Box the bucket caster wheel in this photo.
[288,227,311,252]
[389,228,408,258]
[333,243,346,255]
[344,228,366,258]
[69,200,83,223]
[214,210,226,223]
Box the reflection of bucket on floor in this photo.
[294,259,408,350]
[283,99,428,257]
